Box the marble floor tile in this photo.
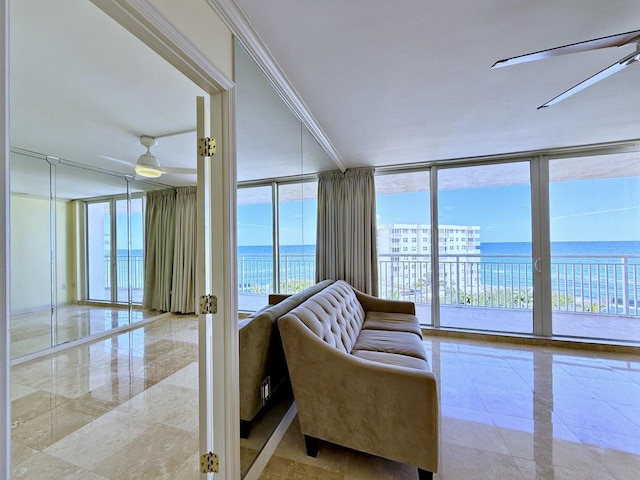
[12,450,110,480]
[9,309,640,480]
[91,422,196,480]
[43,410,152,471]
[114,381,199,433]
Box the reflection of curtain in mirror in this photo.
[143,189,176,311]
[316,170,345,283]
[171,186,196,313]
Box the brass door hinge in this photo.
[199,294,218,315]
[198,137,217,157]
[200,451,219,473]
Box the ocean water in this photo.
[473,241,640,307]
[237,241,640,304]
[480,241,640,257]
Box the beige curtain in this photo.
[344,168,378,295]
[143,188,176,311]
[171,186,197,313]
[315,168,378,295]
[315,170,345,283]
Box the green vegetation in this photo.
[280,279,314,294]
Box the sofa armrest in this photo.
[354,288,416,315]
[279,315,438,472]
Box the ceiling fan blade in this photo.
[492,29,640,68]
[160,166,197,175]
[98,154,132,166]
[538,51,640,109]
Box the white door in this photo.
[197,93,239,479]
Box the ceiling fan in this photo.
[492,29,640,109]
[101,131,197,178]
[133,135,196,178]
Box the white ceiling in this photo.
[10,0,207,196]
[10,0,336,199]
[233,0,640,166]
[10,0,640,200]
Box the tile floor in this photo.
[11,304,157,359]
[10,313,640,479]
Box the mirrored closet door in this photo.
[9,149,167,359]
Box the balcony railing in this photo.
[237,254,316,295]
[104,254,144,289]
[237,251,640,317]
[378,253,640,315]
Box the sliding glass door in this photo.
[375,152,640,342]
[375,171,432,324]
[86,194,145,305]
[87,200,111,302]
[548,153,640,342]
[436,161,533,333]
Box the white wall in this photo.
[10,195,74,313]
[149,0,233,81]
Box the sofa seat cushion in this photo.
[363,312,423,338]
[352,329,427,360]
[352,350,430,371]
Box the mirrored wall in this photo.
[234,40,333,476]
[9,149,170,360]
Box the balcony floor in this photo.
[419,303,640,344]
[240,293,640,345]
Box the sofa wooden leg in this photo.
[418,468,433,480]
[240,419,252,439]
[304,435,319,457]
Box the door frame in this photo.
[1,1,238,478]
[1,1,9,476]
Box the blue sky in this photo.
[115,213,144,250]
[238,198,317,246]
[239,175,640,246]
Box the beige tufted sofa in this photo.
[238,279,335,438]
[277,280,439,480]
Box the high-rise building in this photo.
[377,224,481,299]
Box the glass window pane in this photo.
[278,182,317,294]
[130,197,144,304]
[237,186,273,311]
[87,201,111,301]
[375,171,431,324]
[437,162,532,333]
[549,154,640,341]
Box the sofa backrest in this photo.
[238,279,335,421]
[240,279,335,326]
[280,280,365,353]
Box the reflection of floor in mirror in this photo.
[10,304,159,359]
[240,382,294,475]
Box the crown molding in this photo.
[206,0,346,171]
[91,0,233,93]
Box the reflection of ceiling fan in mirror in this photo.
[102,130,197,178]
[134,135,196,177]
[492,29,640,109]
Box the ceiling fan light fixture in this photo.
[135,135,162,177]
[135,151,162,177]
